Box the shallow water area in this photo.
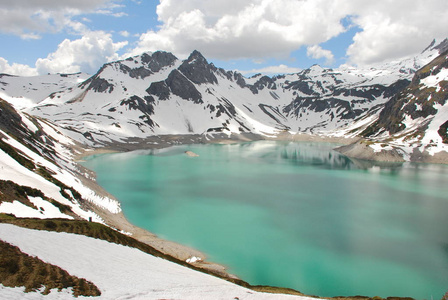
[82,141,448,299]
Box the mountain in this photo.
[0,72,90,109]
[337,46,448,163]
[0,99,311,299]
[0,39,446,159]
[0,39,447,298]
[18,40,442,149]
[0,98,121,220]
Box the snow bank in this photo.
[0,197,72,219]
[0,224,312,300]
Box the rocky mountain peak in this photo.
[178,50,218,85]
[423,38,448,54]
[185,50,208,64]
[140,51,178,73]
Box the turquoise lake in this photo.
[81,141,448,299]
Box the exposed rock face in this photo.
[81,75,114,93]
[362,49,448,138]
[178,50,218,85]
[249,76,277,94]
[165,69,203,103]
[141,51,178,73]
[0,99,25,137]
[146,81,170,100]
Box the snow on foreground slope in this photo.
[0,224,312,300]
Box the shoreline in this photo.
[70,132,440,299]
[71,132,360,288]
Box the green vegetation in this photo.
[0,239,101,297]
[0,180,75,216]
[0,180,40,210]
[0,138,35,170]
[36,166,82,203]
[0,214,253,288]
[0,214,423,300]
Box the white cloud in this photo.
[238,64,302,76]
[127,0,448,66]
[306,45,335,65]
[0,0,122,37]
[35,32,128,74]
[127,0,347,59]
[0,57,38,76]
[346,0,448,65]
[119,31,130,37]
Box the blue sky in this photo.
[0,0,446,76]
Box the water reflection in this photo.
[82,140,448,299]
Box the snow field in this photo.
[0,224,313,300]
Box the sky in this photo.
[0,0,447,77]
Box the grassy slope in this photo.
[0,238,100,297]
[0,214,430,300]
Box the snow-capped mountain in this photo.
[1,39,448,299]
[0,96,311,299]
[19,40,444,147]
[0,39,446,162]
[337,46,448,163]
[0,73,90,110]
[0,98,120,221]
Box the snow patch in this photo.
[0,224,312,300]
[421,68,448,88]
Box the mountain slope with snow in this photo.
[17,40,444,149]
[337,47,448,163]
[0,73,89,110]
[0,223,312,300]
[0,99,120,221]
[0,38,447,299]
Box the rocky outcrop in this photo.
[178,50,218,85]
[165,69,203,103]
[362,49,448,137]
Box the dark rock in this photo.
[249,76,276,94]
[141,51,177,72]
[80,75,114,93]
[165,69,203,103]
[362,49,448,137]
[0,99,25,137]
[119,64,152,79]
[285,81,316,96]
[438,120,448,143]
[120,96,156,128]
[146,81,170,100]
[178,50,218,85]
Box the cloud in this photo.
[0,57,38,76]
[0,0,123,37]
[306,45,335,65]
[127,0,347,59]
[119,31,130,37]
[127,0,448,66]
[346,0,448,65]
[238,64,302,76]
[36,32,127,74]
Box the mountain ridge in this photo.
[0,39,447,163]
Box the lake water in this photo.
[81,141,448,299]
